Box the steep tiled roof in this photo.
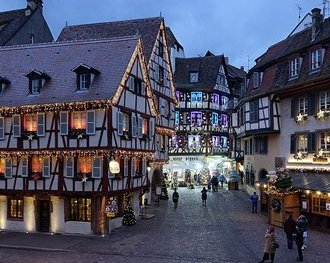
[57,17,163,62]
[226,64,246,79]
[174,55,224,89]
[0,9,29,45]
[165,27,183,50]
[0,37,139,107]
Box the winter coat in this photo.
[201,189,207,200]
[284,218,296,234]
[172,192,179,203]
[263,232,276,254]
[295,228,304,247]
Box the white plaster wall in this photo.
[0,196,6,229]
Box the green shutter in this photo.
[290,134,296,154]
[291,98,297,118]
[308,93,316,116]
[307,132,316,153]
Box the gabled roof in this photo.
[57,17,163,62]
[174,55,225,89]
[165,27,183,50]
[0,36,140,108]
[226,64,246,79]
[291,172,330,193]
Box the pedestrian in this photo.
[284,214,296,250]
[259,226,277,263]
[297,214,308,249]
[219,174,225,188]
[240,171,244,184]
[172,188,179,209]
[201,187,207,207]
[250,191,259,213]
[294,225,304,261]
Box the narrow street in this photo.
[0,186,329,263]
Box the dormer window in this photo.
[0,76,10,93]
[72,64,100,92]
[311,49,324,71]
[25,69,50,95]
[190,72,198,83]
[289,58,301,78]
[253,72,263,88]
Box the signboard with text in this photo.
[105,199,118,217]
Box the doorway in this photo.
[38,200,50,232]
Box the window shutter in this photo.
[92,157,102,178]
[307,132,316,153]
[5,159,12,178]
[37,113,45,136]
[59,112,68,135]
[141,83,146,96]
[21,158,28,177]
[308,93,316,116]
[131,158,136,176]
[0,117,4,140]
[124,158,128,177]
[65,158,74,178]
[290,134,296,154]
[42,158,50,177]
[117,112,123,136]
[131,116,137,138]
[291,98,297,118]
[138,117,143,138]
[149,118,154,139]
[86,110,95,135]
[13,115,21,137]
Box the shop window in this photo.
[69,198,91,222]
[8,198,23,220]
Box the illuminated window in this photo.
[221,114,228,127]
[0,159,4,174]
[212,136,220,147]
[72,112,86,129]
[78,157,92,174]
[32,156,42,173]
[298,134,308,152]
[25,114,37,132]
[211,113,218,126]
[8,198,23,219]
[188,135,200,149]
[211,93,219,104]
[142,118,148,135]
[69,198,91,222]
[320,132,330,151]
[191,111,202,125]
[191,92,202,105]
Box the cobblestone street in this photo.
[0,186,329,263]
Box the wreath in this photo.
[271,198,281,213]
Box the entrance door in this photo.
[38,200,50,232]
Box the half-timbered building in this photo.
[57,17,179,202]
[0,36,157,234]
[0,0,53,46]
[233,8,330,231]
[168,53,245,184]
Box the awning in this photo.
[289,172,330,192]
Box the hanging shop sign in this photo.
[105,199,118,217]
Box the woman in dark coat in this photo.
[295,225,304,261]
[201,187,207,207]
[259,226,277,263]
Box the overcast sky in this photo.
[0,0,324,70]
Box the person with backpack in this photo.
[172,188,179,209]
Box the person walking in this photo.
[219,174,225,188]
[172,188,179,209]
[294,225,304,261]
[250,191,259,213]
[201,187,207,207]
[284,215,296,250]
[297,214,308,249]
[259,226,277,263]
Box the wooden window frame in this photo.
[68,198,91,222]
[7,197,24,220]
[59,111,69,135]
[92,157,102,178]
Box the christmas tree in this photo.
[160,175,169,200]
[122,195,136,226]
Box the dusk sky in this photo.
[0,0,323,70]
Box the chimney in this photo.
[25,0,43,16]
[225,57,229,65]
[240,66,244,71]
[311,8,323,40]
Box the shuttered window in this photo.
[131,116,137,138]
[0,117,4,140]
[124,158,128,177]
[149,119,154,139]
[59,112,68,135]
[86,110,95,135]
[13,115,21,137]
[65,158,74,178]
[307,132,316,153]
[138,117,143,138]
[37,113,45,136]
[5,159,12,178]
[21,158,28,177]
[42,158,50,177]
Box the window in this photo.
[60,112,68,135]
[298,97,308,114]
[117,112,130,136]
[79,73,89,90]
[255,136,268,154]
[312,197,320,213]
[289,58,300,78]
[65,157,74,178]
[253,72,262,88]
[0,159,4,177]
[134,78,144,95]
[141,118,148,136]
[5,159,12,178]
[13,115,21,137]
[25,114,37,132]
[190,111,202,125]
[319,132,330,151]
[78,157,92,174]
[221,114,228,127]
[42,158,50,177]
[211,113,218,126]
[31,156,42,174]
[160,135,165,151]
[297,134,308,152]
[221,96,229,109]
[221,136,228,148]
[319,91,330,111]
[158,41,164,58]
[211,93,219,106]
[31,79,41,94]
[249,100,259,123]
[188,135,200,149]
[124,158,128,177]
[175,111,179,126]
[72,112,86,130]
[29,34,34,44]
[69,198,91,222]
[92,157,102,178]
[212,136,220,147]
[190,72,198,83]
[158,66,164,85]
[86,110,95,135]
[191,92,202,107]
[311,49,322,71]
[8,198,24,219]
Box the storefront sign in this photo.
[105,199,118,216]
[326,203,330,211]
